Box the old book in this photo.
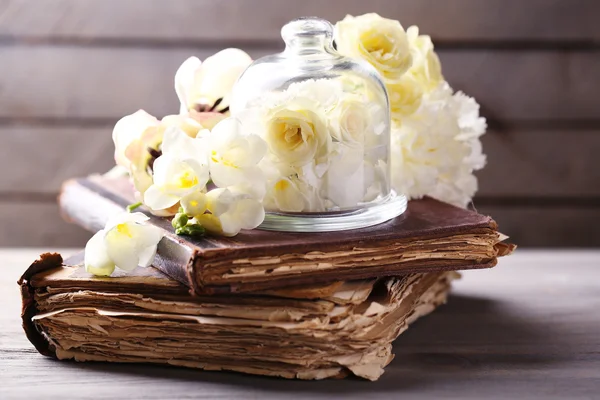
[60,176,514,294]
[20,253,459,381]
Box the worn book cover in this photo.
[20,252,458,381]
[59,176,513,294]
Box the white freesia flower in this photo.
[144,155,209,210]
[390,83,486,208]
[161,112,226,136]
[161,125,209,160]
[84,212,163,276]
[208,117,267,198]
[113,111,222,170]
[175,49,252,113]
[111,110,161,197]
[112,110,160,169]
[335,13,412,83]
[180,191,208,217]
[143,128,210,210]
[112,110,225,201]
[197,188,265,236]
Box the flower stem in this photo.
[126,202,143,212]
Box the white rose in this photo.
[264,99,331,168]
[330,98,372,146]
[387,75,424,120]
[406,26,444,92]
[335,13,412,83]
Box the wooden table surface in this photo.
[1,249,599,399]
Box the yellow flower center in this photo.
[190,200,199,207]
[211,150,237,168]
[274,179,290,192]
[283,124,302,145]
[274,119,315,150]
[361,31,394,59]
[177,171,198,189]
[116,223,133,238]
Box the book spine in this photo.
[18,253,64,358]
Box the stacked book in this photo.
[19,176,514,380]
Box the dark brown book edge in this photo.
[60,177,513,295]
[18,253,62,358]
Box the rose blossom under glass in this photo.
[230,17,407,232]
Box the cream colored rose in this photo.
[264,101,331,168]
[335,13,412,83]
[330,98,371,146]
[387,75,423,120]
[406,26,444,92]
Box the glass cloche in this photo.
[230,17,406,232]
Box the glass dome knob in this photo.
[281,17,335,53]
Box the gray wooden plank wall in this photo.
[0,0,598,247]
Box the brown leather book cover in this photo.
[19,252,458,381]
[59,176,514,294]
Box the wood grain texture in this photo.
[0,202,91,247]
[2,46,598,121]
[476,130,600,197]
[0,45,274,121]
[0,126,115,193]
[0,0,598,42]
[2,249,599,399]
[2,127,599,197]
[476,206,600,247]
